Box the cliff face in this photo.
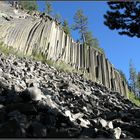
[0,2,128,97]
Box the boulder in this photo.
[27,121,46,137]
[114,127,121,139]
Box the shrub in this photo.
[128,91,140,107]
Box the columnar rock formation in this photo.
[0,2,129,97]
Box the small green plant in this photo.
[52,61,75,73]
[0,42,15,56]
[128,91,140,107]
[32,50,47,63]
[0,42,29,59]
[0,42,95,82]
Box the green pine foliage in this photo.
[129,60,137,93]
[72,9,88,43]
[128,91,140,107]
[20,1,38,11]
[45,1,53,15]
[62,20,71,35]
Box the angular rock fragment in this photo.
[114,127,121,139]
[27,121,46,137]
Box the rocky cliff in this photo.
[0,1,129,97]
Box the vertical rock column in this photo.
[48,21,58,60]
[89,48,96,81]
[86,45,90,72]
[114,70,121,93]
[23,19,42,55]
[100,54,107,87]
[105,59,112,89]
[124,84,129,99]
[62,34,68,62]
[110,66,115,91]
[70,41,75,67]
[40,19,52,55]
[80,44,84,69]
[58,30,65,61]
[57,29,65,60]
[66,36,71,64]
[96,52,102,84]
[73,42,77,69]
[76,43,81,70]
[118,75,124,96]
[94,50,98,82]
[78,44,81,69]
[53,24,60,61]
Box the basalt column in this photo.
[69,38,73,65]
[110,66,115,91]
[114,70,121,93]
[46,21,56,60]
[73,42,77,69]
[86,46,90,73]
[89,48,96,81]
[79,44,84,69]
[96,53,102,84]
[53,23,60,61]
[100,54,107,87]
[105,59,111,89]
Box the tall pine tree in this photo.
[137,72,140,96]
[85,31,99,49]
[20,1,38,11]
[129,60,137,94]
[72,9,88,43]
[54,13,61,23]
[62,20,71,35]
[104,2,140,38]
[45,1,53,15]
[72,9,88,68]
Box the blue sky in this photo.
[37,1,140,80]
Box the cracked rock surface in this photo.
[0,53,139,138]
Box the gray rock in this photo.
[80,128,97,138]
[3,73,12,80]
[0,68,3,75]
[20,87,45,101]
[0,104,5,109]
[98,118,108,128]
[0,51,138,138]
[114,127,121,139]
[0,118,23,137]
[28,121,47,137]
[6,103,37,115]
[0,109,6,123]
[107,121,113,129]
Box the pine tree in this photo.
[72,9,88,43]
[104,2,140,38]
[129,60,137,94]
[72,9,88,68]
[45,1,53,15]
[137,72,140,96]
[54,13,61,23]
[20,1,38,11]
[118,69,128,85]
[85,31,99,48]
[62,20,71,35]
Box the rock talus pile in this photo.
[0,53,140,138]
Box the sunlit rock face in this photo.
[0,1,128,97]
